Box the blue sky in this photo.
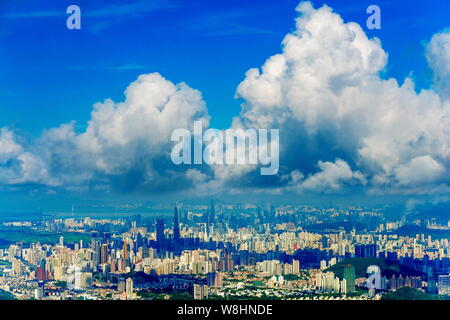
[1,0,449,133]
[1,0,450,210]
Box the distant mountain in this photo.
[305,221,367,233]
[411,201,450,221]
[0,239,12,249]
[393,224,450,239]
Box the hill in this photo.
[393,225,450,239]
[381,287,436,300]
[326,257,423,280]
[412,201,450,222]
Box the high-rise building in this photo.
[101,244,109,265]
[321,236,329,249]
[74,272,92,290]
[437,275,450,295]
[355,244,377,258]
[126,278,134,297]
[110,258,117,273]
[292,259,300,274]
[35,259,47,281]
[156,218,165,244]
[34,281,45,300]
[173,206,180,243]
[208,200,215,227]
[118,278,126,293]
[269,205,276,221]
[93,241,101,267]
[122,242,129,260]
[343,265,356,293]
[193,284,209,300]
[207,272,224,287]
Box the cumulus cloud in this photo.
[426,30,450,97]
[0,73,210,193]
[288,159,366,193]
[0,128,22,163]
[1,1,450,197]
[394,155,445,186]
[225,1,450,194]
[0,128,51,185]
[76,73,209,176]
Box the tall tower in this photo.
[101,243,109,265]
[126,278,134,297]
[173,206,180,243]
[343,264,356,293]
[209,199,215,226]
[156,218,165,243]
[122,241,129,260]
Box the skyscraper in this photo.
[36,259,47,281]
[35,281,45,300]
[343,265,356,293]
[101,244,109,265]
[126,278,134,297]
[122,242,129,260]
[321,236,329,249]
[208,199,215,226]
[269,205,276,221]
[156,218,165,244]
[173,206,180,243]
[92,238,101,267]
[438,275,450,295]
[118,278,126,293]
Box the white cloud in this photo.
[289,159,366,193]
[0,128,22,163]
[75,73,209,176]
[0,128,51,185]
[230,1,450,194]
[426,30,450,97]
[0,73,210,191]
[394,155,445,186]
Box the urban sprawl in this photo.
[1,201,450,300]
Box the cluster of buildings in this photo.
[0,202,449,300]
[256,259,300,275]
[314,271,348,294]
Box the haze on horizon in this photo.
[0,1,450,212]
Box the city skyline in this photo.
[1,201,450,301]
